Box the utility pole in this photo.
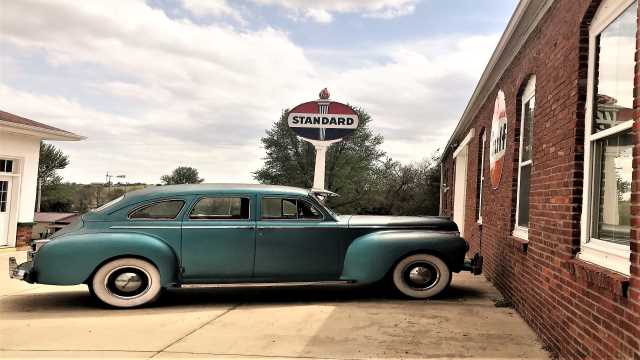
[105,172,113,196]
[36,178,42,212]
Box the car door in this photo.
[254,196,343,281]
[181,194,256,282]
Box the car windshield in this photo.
[92,195,124,212]
[310,193,339,218]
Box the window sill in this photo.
[564,259,630,299]
[578,242,630,275]
[512,226,528,241]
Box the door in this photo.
[0,177,11,247]
[181,195,255,281]
[453,146,468,237]
[254,196,341,281]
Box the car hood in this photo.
[346,215,458,232]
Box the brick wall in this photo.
[16,223,33,249]
[441,1,640,358]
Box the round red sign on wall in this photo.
[489,90,507,189]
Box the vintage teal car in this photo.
[9,184,482,308]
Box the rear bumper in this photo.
[8,256,35,283]
[462,253,483,275]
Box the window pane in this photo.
[0,180,6,212]
[591,131,632,246]
[592,3,636,133]
[262,198,282,219]
[190,197,249,219]
[521,97,534,162]
[130,200,184,219]
[517,164,531,227]
[262,198,299,219]
[298,201,323,220]
[476,132,486,220]
[283,199,297,218]
[5,160,12,173]
[0,160,5,172]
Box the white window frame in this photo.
[578,0,635,275]
[513,76,536,240]
[477,130,486,224]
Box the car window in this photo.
[190,197,250,220]
[298,200,323,220]
[129,200,184,220]
[261,197,323,220]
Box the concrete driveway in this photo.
[0,251,549,359]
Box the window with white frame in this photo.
[0,159,14,173]
[580,0,636,275]
[476,130,486,223]
[513,76,535,240]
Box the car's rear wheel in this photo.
[392,254,451,299]
[91,258,162,308]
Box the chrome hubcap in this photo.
[114,272,143,293]
[409,266,433,285]
[105,266,151,299]
[403,261,440,290]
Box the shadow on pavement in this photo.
[1,277,488,319]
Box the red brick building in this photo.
[440,0,640,358]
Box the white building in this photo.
[0,110,83,248]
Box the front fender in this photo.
[35,233,179,286]
[340,230,467,284]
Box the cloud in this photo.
[0,0,498,184]
[252,0,419,23]
[179,0,245,24]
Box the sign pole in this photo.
[310,139,340,190]
[312,142,328,190]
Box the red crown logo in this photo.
[319,88,330,100]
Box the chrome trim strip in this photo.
[110,226,181,229]
[256,226,347,229]
[183,225,254,229]
[179,280,354,289]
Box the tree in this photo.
[37,143,70,212]
[254,107,386,213]
[38,143,69,187]
[370,152,441,216]
[161,166,204,185]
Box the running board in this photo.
[178,280,355,289]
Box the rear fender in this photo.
[35,233,179,286]
[340,230,467,284]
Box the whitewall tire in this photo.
[91,258,162,308]
[392,254,451,299]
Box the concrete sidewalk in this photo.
[0,251,550,359]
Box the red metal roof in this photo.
[34,212,80,223]
[0,109,81,138]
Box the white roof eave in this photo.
[0,121,85,141]
[442,0,555,159]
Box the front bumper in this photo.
[462,252,483,275]
[9,253,35,283]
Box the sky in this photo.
[0,0,518,184]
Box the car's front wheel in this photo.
[91,258,162,308]
[392,254,451,299]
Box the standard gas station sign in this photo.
[287,89,358,141]
[287,89,359,189]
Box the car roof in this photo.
[123,183,311,200]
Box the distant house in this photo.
[0,110,84,249]
[32,212,81,240]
